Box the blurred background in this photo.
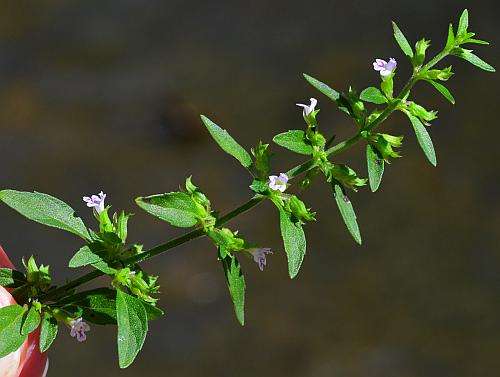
[0,0,498,376]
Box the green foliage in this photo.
[406,112,437,166]
[407,102,438,122]
[20,305,41,336]
[0,268,26,288]
[333,184,362,245]
[251,142,272,179]
[457,9,469,39]
[69,244,104,268]
[0,304,27,358]
[392,21,414,58]
[303,73,340,102]
[116,289,148,369]
[329,164,367,191]
[219,248,246,326]
[452,48,495,72]
[0,190,90,240]
[427,80,455,104]
[366,144,384,192]
[39,313,58,352]
[360,87,387,104]
[279,208,306,279]
[414,38,431,66]
[380,76,394,98]
[273,130,314,155]
[200,115,253,169]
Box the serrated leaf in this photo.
[303,73,340,101]
[69,244,103,268]
[21,305,40,336]
[0,304,27,358]
[0,268,26,288]
[428,80,455,104]
[360,87,387,105]
[333,184,362,245]
[273,130,313,155]
[116,290,148,369]
[406,113,437,166]
[458,52,495,72]
[392,21,414,58]
[39,313,58,353]
[366,145,384,192]
[58,288,119,325]
[219,247,245,326]
[279,208,306,279]
[457,9,468,38]
[200,115,252,168]
[136,192,200,228]
[0,190,90,240]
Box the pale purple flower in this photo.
[268,173,289,192]
[373,58,397,77]
[296,98,318,117]
[69,318,90,342]
[249,248,273,271]
[83,191,106,214]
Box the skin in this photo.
[0,247,48,377]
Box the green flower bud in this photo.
[414,38,431,66]
[328,164,367,191]
[251,141,272,179]
[285,195,315,224]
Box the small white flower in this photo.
[373,58,397,77]
[69,318,90,342]
[248,248,273,271]
[296,98,318,117]
[268,173,289,192]
[83,191,106,214]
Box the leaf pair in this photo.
[0,304,41,358]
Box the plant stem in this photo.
[40,48,451,304]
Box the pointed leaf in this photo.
[21,305,41,336]
[392,21,414,58]
[366,144,384,192]
[333,184,362,244]
[219,248,246,326]
[0,190,90,240]
[406,113,437,166]
[445,23,455,50]
[116,290,148,369]
[58,288,119,325]
[279,209,306,279]
[136,192,200,228]
[428,80,455,104]
[200,115,252,168]
[69,244,103,268]
[303,73,340,102]
[39,313,58,353]
[459,52,495,72]
[0,304,27,358]
[457,9,469,38]
[273,130,313,155]
[360,87,387,105]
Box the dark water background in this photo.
[0,1,499,376]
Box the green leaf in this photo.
[59,288,119,325]
[273,130,313,155]
[200,115,253,169]
[303,73,340,102]
[406,113,437,166]
[279,208,306,279]
[0,304,27,358]
[0,190,90,240]
[69,244,103,268]
[39,313,58,353]
[391,21,414,58]
[116,211,130,242]
[136,192,200,228]
[457,9,469,38]
[366,144,384,192]
[359,87,387,105]
[143,303,164,321]
[0,268,26,288]
[445,23,455,50]
[219,248,246,326]
[458,51,495,72]
[92,260,117,275]
[116,290,148,369]
[463,38,489,45]
[333,184,362,245]
[428,80,455,104]
[21,305,41,336]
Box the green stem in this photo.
[40,47,452,304]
